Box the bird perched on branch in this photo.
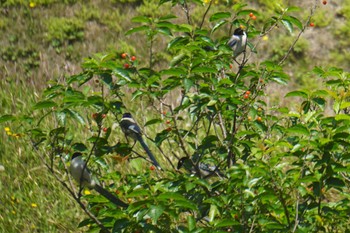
[69,152,128,208]
[120,113,162,170]
[227,27,247,58]
[177,157,223,178]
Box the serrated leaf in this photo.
[33,101,57,110]
[113,68,131,82]
[285,90,309,99]
[125,25,150,35]
[209,12,231,21]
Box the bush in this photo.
[2,0,350,232]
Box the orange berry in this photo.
[131,56,136,61]
[243,94,249,99]
[310,22,315,27]
[257,116,262,122]
[103,127,108,132]
[322,0,327,5]
[127,198,132,203]
[124,63,130,69]
[245,90,251,95]
[247,116,252,121]
[150,165,156,171]
[249,12,254,17]
[251,15,257,20]
[121,53,127,59]
[162,111,167,115]
[229,64,233,69]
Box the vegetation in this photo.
[1,0,350,232]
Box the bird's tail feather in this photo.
[94,185,128,208]
[136,135,162,169]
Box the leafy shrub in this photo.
[45,17,84,48]
[2,0,350,232]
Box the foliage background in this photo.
[0,0,349,232]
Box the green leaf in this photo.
[211,20,227,34]
[286,15,303,30]
[113,68,131,82]
[148,205,164,223]
[157,192,187,201]
[326,177,345,188]
[131,16,151,23]
[209,12,231,22]
[208,204,220,222]
[144,119,162,127]
[0,114,16,123]
[33,101,57,110]
[187,215,196,231]
[191,66,217,73]
[281,18,293,34]
[285,6,301,12]
[161,67,186,76]
[285,90,309,99]
[335,114,350,121]
[287,125,309,136]
[125,25,150,36]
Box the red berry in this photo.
[92,113,98,119]
[121,53,127,59]
[166,120,171,124]
[322,0,327,5]
[251,15,257,20]
[249,12,254,17]
[103,127,108,132]
[102,114,106,119]
[229,64,233,69]
[243,94,249,99]
[131,56,136,61]
[245,90,251,95]
[150,165,156,171]
[162,111,167,115]
[310,22,315,27]
[166,127,172,132]
[124,63,130,69]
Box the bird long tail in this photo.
[136,135,162,169]
[94,185,128,208]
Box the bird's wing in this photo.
[227,35,239,48]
